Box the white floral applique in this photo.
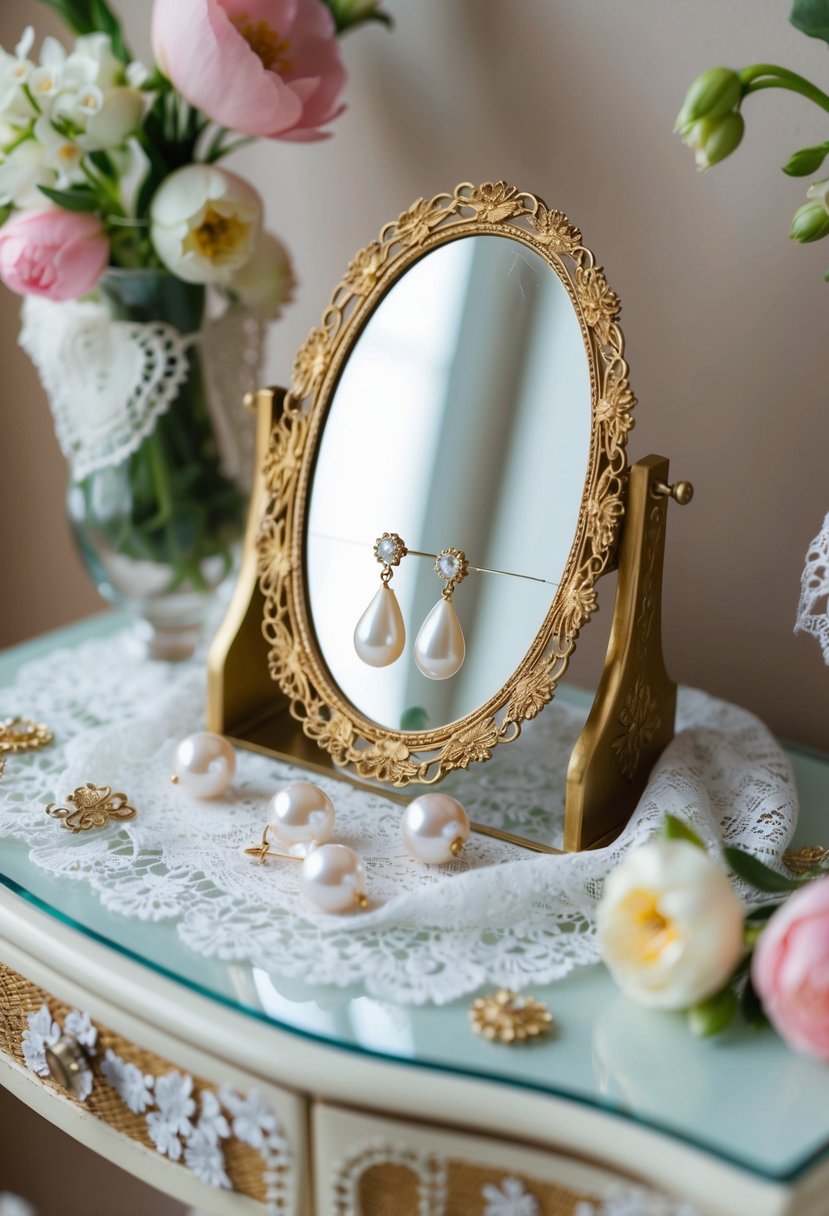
[146,1071,196,1161]
[21,1005,60,1077]
[184,1127,232,1189]
[100,1048,154,1114]
[220,1085,276,1148]
[482,1177,539,1216]
[574,1189,700,1216]
[183,1090,232,1189]
[63,1009,98,1053]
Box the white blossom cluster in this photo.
[0,27,144,208]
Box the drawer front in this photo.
[313,1103,704,1216]
[0,960,308,1215]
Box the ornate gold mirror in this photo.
[208,182,692,851]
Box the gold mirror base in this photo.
[208,393,680,853]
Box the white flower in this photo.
[482,1177,539,1216]
[76,1065,94,1102]
[0,140,54,207]
[228,231,295,319]
[63,1009,98,1054]
[0,28,37,120]
[597,838,744,1010]
[219,1086,276,1149]
[150,165,262,285]
[77,87,143,151]
[146,1072,196,1159]
[196,1090,230,1144]
[101,1048,154,1114]
[184,1127,231,1189]
[22,1004,60,1077]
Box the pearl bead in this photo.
[414,597,465,680]
[172,732,236,799]
[268,782,335,857]
[402,793,471,865]
[354,585,405,667]
[300,843,368,914]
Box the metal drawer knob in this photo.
[45,1035,90,1098]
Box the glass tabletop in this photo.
[2,611,829,1184]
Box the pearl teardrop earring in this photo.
[414,547,468,680]
[353,531,408,667]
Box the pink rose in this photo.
[752,876,829,1060]
[152,0,347,142]
[0,209,109,301]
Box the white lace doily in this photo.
[19,294,265,486]
[796,509,829,663]
[0,629,797,1005]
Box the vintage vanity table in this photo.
[2,183,829,1215]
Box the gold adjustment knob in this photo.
[45,1035,90,1098]
[653,479,694,506]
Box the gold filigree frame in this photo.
[256,181,635,789]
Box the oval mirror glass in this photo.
[306,234,592,733]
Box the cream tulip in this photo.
[229,231,295,317]
[596,838,744,1010]
[150,164,262,285]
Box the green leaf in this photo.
[663,815,706,850]
[37,185,100,212]
[790,0,829,43]
[35,0,95,35]
[688,986,739,1037]
[745,902,783,922]
[723,846,806,893]
[783,142,829,175]
[88,0,130,62]
[36,0,130,62]
[741,974,769,1028]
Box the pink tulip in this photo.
[0,209,109,301]
[152,0,347,142]
[752,876,829,1060]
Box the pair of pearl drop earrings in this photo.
[353,532,468,681]
[171,731,471,915]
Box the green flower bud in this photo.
[790,200,829,242]
[687,986,738,1038]
[782,143,829,177]
[683,111,745,171]
[675,67,743,133]
[325,0,391,32]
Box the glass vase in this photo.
[66,269,247,660]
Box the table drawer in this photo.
[0,960,309,1215]
[313,1102,703,1215]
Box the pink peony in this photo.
[152,0,347,142]
[752,876,829,1060]
[0,209,109,301]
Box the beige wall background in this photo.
[0,0,827,749]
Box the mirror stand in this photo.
[207,391,691,852]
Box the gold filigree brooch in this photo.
[46,784,136,833]
[0,715,53,777]
[469,988,554,1044]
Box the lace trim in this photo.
[795,509,829,663]
[0,629,797,1006]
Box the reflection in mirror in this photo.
[306,234,591,733]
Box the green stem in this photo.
[206,134,256,163]
[2,123,34,156]
[740,64,829,114]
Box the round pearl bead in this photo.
[172,732,236,799]
[300,843,368,914]
[268,782,335,857]
[402,793,471,865]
